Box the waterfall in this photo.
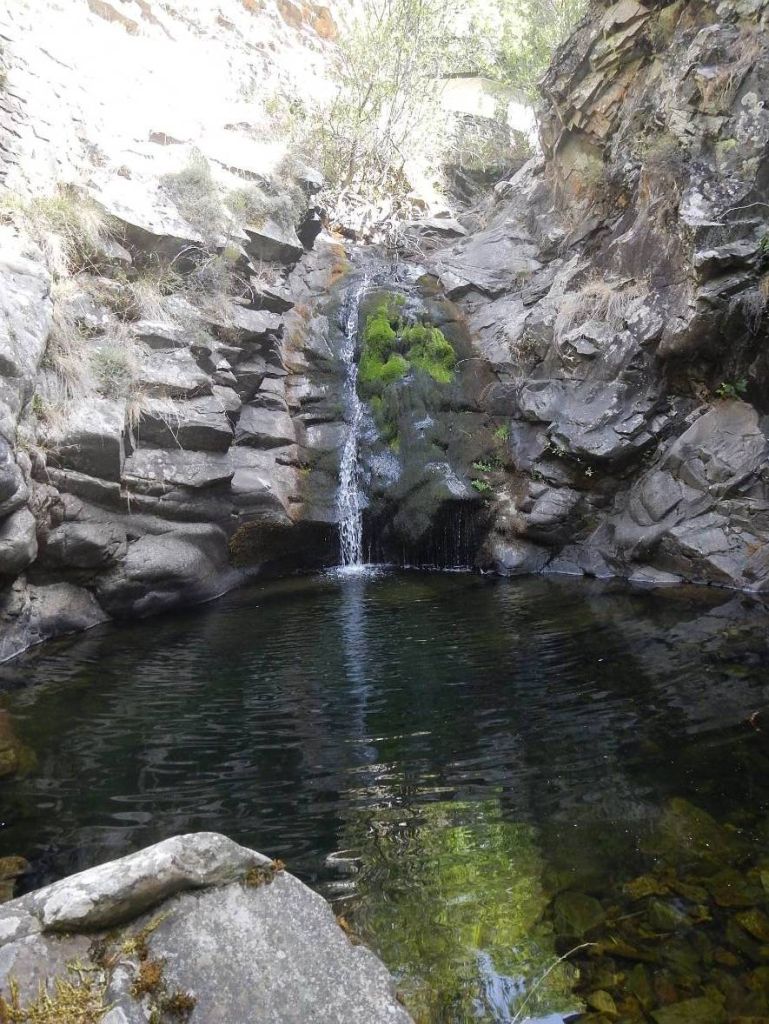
[337,276,369,567]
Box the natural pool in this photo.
[1,570,769,1023]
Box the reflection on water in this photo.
[341,798,575,1021]
[1,572,769,1022]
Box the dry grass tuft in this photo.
[1,185,115,277]
[160,150,227,242]
[556,276,646,333]
[226,182,305,234]
[695,36,761,113]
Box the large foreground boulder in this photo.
[0,833,413,1024]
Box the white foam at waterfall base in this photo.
[336,276,369,567]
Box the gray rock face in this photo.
[431,0,769,590]
[136,396,234,452]
[42,520,127,570]
[0,833,412,1024]
[0,580,108,663]
[49,398,127,482]
[0,508,37,577]
[235,404,297,448]
[245,220,304,264]
[96,522,232,617]
[0,5,346,659]
[0,202,349,657]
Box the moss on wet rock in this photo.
[357,296,456,402]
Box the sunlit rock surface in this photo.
[0,833,413,1024]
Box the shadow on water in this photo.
[1,571,769,1021]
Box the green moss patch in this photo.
[357,297,456,400]
[400,323,456,384]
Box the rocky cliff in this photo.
[0,0,357,660]
[434,0,769,590]
[2,0,769,662]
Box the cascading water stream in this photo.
[337,276,369,567]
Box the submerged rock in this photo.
[553,891,606,938]
[650,798,745,871]
[0,833,413,1024]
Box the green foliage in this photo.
[715,379,748,400]
[471,478,492,494]
[401,323,456,384]
[311,0,454,194]
[760,232,769,256]
[493,424,510,443]
[487,0,588,102]
[359,350,410,392]
[363,308,397,355]
[472,460,494,474]
[357,299,457,405]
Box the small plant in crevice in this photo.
[244,858,285,888]
[369,395,400,450]
[226,181,306,235]
[694,34,761,115]
[0,971,109,1024]
[493,423,510,444]
[471,478,493,495]
[714,378,748,400]
[637,132,688,222]
[739,273,769,335]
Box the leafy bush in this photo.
[311,0,453,196]
[715,379,748,400]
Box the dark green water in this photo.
[1,570,769,1023]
